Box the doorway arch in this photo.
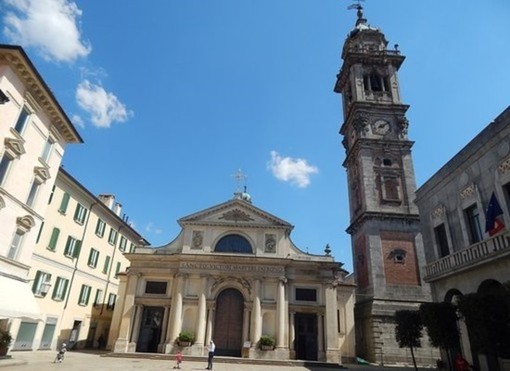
[213,288,244,356]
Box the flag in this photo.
[485,192,505,236]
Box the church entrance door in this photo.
[295,313,318,361]
[213,288,244,356]
[136,306,164,353]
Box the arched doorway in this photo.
[213,288,244,356]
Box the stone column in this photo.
[250,279,262,345]
[130,304,144,344]
[113,273,138,352]
[324,284,340,363]
[276,277,286,348]
[317,313,324,353]
[205,305,214,346]
[289,312,295,351]
[242,306,250,343]
[159,305,170,348]
[194,275,208,346]
[167,274,185,343]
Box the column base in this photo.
[113,338,136,353]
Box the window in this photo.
[434,224,450,258]
[58,193,70,214]
[129,243,136,253]
[74,203,87,224]
[26,181,41,207]
[94,289,103,306]
[64,236,81,258]
[383,177,400,200]
[87,248,99,268]
[145,281,167,294]
[0,155,13,186]
[48,185,56,204]
[114,262,121,277]
[107,293,117,310]
[363,73,391,93]
[215,234,252,253]
[108,228,118,246]
[52,277,69,301]
[78,285,91,306]
[32,271,52,297]
[47,227,60,251]
[102,255,111,274]
[8,231,24,260]
[40,137,54,163]
[95,219,106,237]
[295,288,317,302]
[465,204,483,244]
[36,222,44,244]
[14,106,30,134]
[119,236,127,252]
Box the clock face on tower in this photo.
[373,120,390,135]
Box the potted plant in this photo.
[0,330,13,356]
[177,331,194,347]
[258,335,275,350]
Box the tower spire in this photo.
[347,0,366,26]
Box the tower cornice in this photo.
[342,138,415,168]
[346,211,420,235]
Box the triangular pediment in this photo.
[178,199,293,231]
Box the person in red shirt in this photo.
[174,351,183,369]
[454,353,470,371]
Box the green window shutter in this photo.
[103,256,111,274]
[62,279,69,300]
[59,193,70,213]
[85,286,91,305]
[52,277,61,299]
[64,236,72,256]
[78,285,84,304]
[32,271,42,294]
[48,228,60,250]
[73,240,82,259]
[36,222,44,244]
[73,205,80,220]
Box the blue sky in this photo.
[1,0,509,272]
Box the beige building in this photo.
[109,193,356,363]
[25,167,149,351]
[0,45,82,341]
[415,107,510,371]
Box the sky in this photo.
[1,0,509,273]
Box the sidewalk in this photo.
[0,350,423,371]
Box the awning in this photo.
[0,275,43,321]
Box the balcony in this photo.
[424,231,510,282]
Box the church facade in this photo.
[108,195,356,363]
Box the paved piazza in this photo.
[0,351,421,371]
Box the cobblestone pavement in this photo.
[0,351,424,371]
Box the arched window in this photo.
[215,234,252,254]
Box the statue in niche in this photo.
[192,231,203,249]
[265,234,276,253]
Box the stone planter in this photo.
[260,345,273,351]
[179,341,191,347]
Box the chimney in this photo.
[98,194,115,210]
[113,202,122,217]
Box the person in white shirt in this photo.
[206,340,215,370]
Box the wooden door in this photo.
[213,288,244,356]
[295,313,318,361]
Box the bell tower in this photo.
[334,6,437,365]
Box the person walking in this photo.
[206,340,215,370]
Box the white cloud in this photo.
[3,0,91,62]
[268,150,319,188]
[70,114,84,128]
[76,80,133,128]
[145,222,163,235]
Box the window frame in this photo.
[64,236,81,259]
[108,228,118,246]
[0,155,13,186]
[8,230,24,260]
[119,236,127,252]
[58,192,70,214]
[26,180,41,208]
[73,203,88,225]
[78,284,92,306]
[87,248,100,268]
[434,223,450,258]
[52,277,69,301]
[32,271,52,297]
[14,106,30,134]
[95,219,106,238]
[107,293,116,310]
[465,204,484,244]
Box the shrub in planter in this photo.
[177,331,195,346]
[0,330,13,356]
[258,335,275,350]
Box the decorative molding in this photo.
[211,275,252,296]
[460,184,476,200]
[191,230,203,249]
[219,208,254,222]
[498,156,510,175]
[431,205,446,220]
[34,166,51,183]
[265,234,276,253]
[16,215,35,233]
[4,136,26,158]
